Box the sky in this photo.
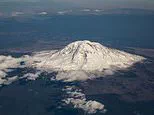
[0,0,154,11]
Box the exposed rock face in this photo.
[30,40,145,72]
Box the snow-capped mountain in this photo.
[29,40,145,72]
[0,40,147,113]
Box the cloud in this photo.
[62,85,106,114]
[0,55,23,85]
[38,12,48,15]
[55,70,115,82]
[22,71,41,80]
[56,71,90,82]
[0,70,7,78]
[3,76,18,85]
[0,55,21,70]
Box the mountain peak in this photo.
[60,40,107,55]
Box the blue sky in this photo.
[0,0,154,10]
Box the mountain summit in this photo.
[30,40,145,72]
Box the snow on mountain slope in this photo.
[29,40,145,72]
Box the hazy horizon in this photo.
[0,0,154,11]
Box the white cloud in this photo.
[38,12,48,15]
[22,72,41,80]
[62,85,106,114]
[0,70,7,78]
[3,76,18,85]
[57,10,72,15]
[56,71,90,82]
[103,69,115,75]
[0,55,23,85]
[0,55,21,70]
[82,9,91,12]
[11,12,24,17]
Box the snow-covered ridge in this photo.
[29,40,145,72]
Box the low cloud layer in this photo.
[62,85,106,114]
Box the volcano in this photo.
[29,40,145,72]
